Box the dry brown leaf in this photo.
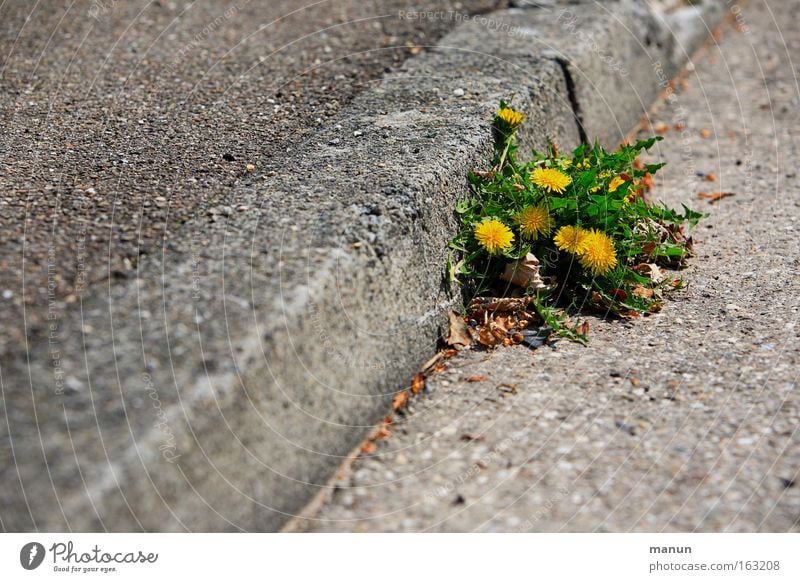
[654,122,669,134]
[446,311,472,350]
[698,191,734,203]
[477,322,507,347]
[469,296,531,313]
[704,173,717,182]
[420,352,443,374]
[642,241,657,254]
[410,372,425,395]
[611,288,629,302]
[634,262,666,284]
[465,375,488,383]
[632,285,655,299]
[499,252,547,289]
[392,390,409,411]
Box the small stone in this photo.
[2,290,12,300]
[208,206,233,217]
[65,376,83,393]
[453,88,465,97]
[353,130,363,137]
[245,163,255,172]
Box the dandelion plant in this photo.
[449,101,704,339]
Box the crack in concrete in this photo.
[552,56,589,144]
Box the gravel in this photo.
[299,0,800,532]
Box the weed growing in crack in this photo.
[448,101,705,342]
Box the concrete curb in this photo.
[1,0,727,531]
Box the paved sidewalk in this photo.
[302,0,800,532]
[6,0,718,532]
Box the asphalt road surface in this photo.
[0,0,499,354]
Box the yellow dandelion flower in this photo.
[531,167,572,194]
[578,229,618,276]
[553,225,588,254]
[475,218,514,255]
[496,107,526,129]
[624,187,641,204]
[608,176,626,193]
[516,206,552,240]
[599,170,612,179]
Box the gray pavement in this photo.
[300,0,800,532]
[0,0,515,531]
[0,0,498,352]
[0,0,742,532]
